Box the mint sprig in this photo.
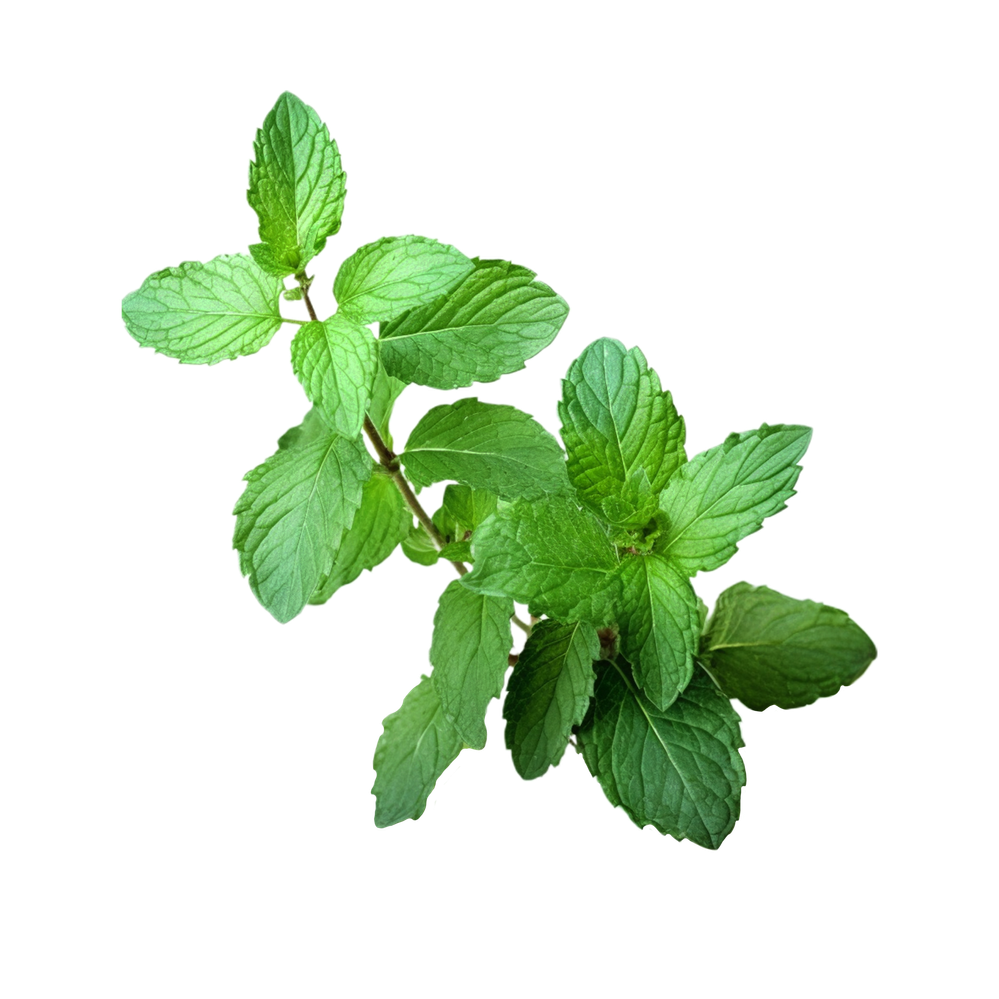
[121,92,877,848]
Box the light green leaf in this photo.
[560,338,685,529]
[430,581,513,749]
[401,524,439,566]
[578,661,745,849]
[367,360,406,448]
[439,540,473,563]
[122,254,286,364]
[657,424,812,575]
[247,242,289,277]
[372,675,464,827]
[276,406,330,451]
[401,398,569,500]
[309,471,410,604]
[402,482,497,569]
[696,596,709,634]
[378,258,569,388]
[504,621,599,780]
[334,235,473,323]
[290,315,377,437]
[248,91,346,277]
[432,485,498,544]
[700,583,877,710]
[464,496,619,624]
[233,425,371,623]
[614,556,700,710]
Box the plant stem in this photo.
[294,277,532,639]
[298,275,319,322]
[296,277,466,577]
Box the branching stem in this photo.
[296,277,470,579]
[295,278,532,638]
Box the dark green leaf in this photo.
[700,583,877,710]
[439,540,473,563]
[578,661,745,849]
[504,621,599,779]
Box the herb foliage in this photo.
[122,92,877,848]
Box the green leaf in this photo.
[248,91,346,277]
[367,360,406,449]
[232,425,371,623]
[399,520,441,569]
[334,235,473,323]
[560,338,686,529]
[578,661,745,849]
[378,258,569,389]
[372,675,464,827]
[464,496,619,623]
[439,540,473,563]
[290,315,377,437]
[401,398,569,500]
[430,581,513,749]
[402,482,497,569]
[122,254,286,364]
[432,485,498,543]
[247,243,289,277]
[614,556,700,710]
[276,406,330,451]
[656,424,812,575]
[309,471,410,604]
[504,621,599,780]
[700,583,877,710]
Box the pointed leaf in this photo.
[430,581,513,749]
[578,661,745,849]
[402,482,497,569]
[465,496,619,624]
[379,258,569,388]
[309,471,410,604]
[290,315,377,437]
[233,425,370,622]
[248,91,346,277]
[122,254,285,364]
[504,621,599,779]
[700,583,877,710]
[401,398,569,500]
[367,360,406,448]
[334,235,472,323]
[372,675,464,827]
[614,556,700,710]
[560,338,686,529]
[657,424,812,575]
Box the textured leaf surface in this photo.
[465,496,619,623]
[233,426,370,623]
[379,259,569,388]
[504,621,599,779]
[614,556,700,710]
[402,482,497,569]
[122,255,285,364]
[657,424,812,575]
[248,91,346,276]
[372,675,464,827]
[367,361,406,448]
[560,338,686,528]
[402,398,568,500]
[309,471,410,604]
[334,235,472,323]
[430,581,513,749]
[701,583,877,710]
[290,315,377,437]
[578,662,745,849]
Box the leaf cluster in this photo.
[122,93,876,848]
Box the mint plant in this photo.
[122,92,876,849]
